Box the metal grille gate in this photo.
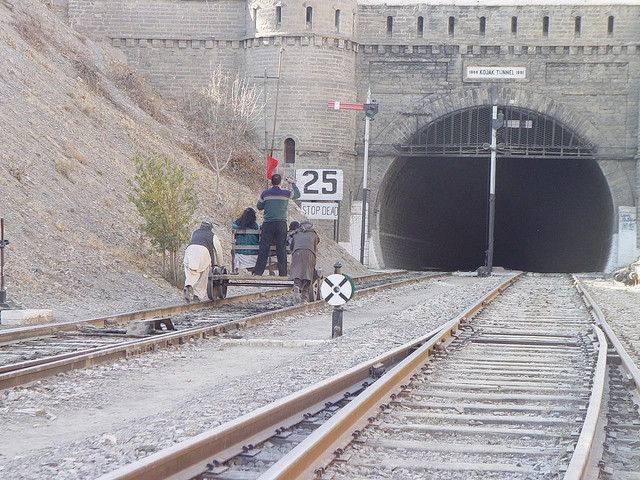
[398,106,593,159]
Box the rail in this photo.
[562,275,640,479]
[259,272,523,479]
[563,324,607,480]
[0,272,448,390]
[0,271,410,345]
[574,276,640,396]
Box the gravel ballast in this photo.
[1,273,638,479]
[1,274,502,479]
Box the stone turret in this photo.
[244,1,359,241]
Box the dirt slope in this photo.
[0,0,367,320]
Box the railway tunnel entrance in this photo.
[377,106,614,273]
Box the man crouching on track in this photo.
[289,221,319,303]
[183,221,223,302]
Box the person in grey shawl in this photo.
[183,221,223,302]
[289,221,319,303]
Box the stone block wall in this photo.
[113,39,243,97]
[247,0,357,37]
[358,48,639,159]
[356,4,640,45]
[68,0,246,40]
[358,41,640,262]
[62,0,640,265]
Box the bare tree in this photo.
[190,65,263,198]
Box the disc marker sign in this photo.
[321,274,355,306]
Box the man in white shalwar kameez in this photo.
[183,221,223,302]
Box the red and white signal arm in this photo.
[296,169,343,201]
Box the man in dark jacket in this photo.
[253,174,300,276]
[183,221,223,302]
[289,221,319,303]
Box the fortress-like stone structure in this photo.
[62,1,640,273]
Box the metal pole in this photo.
[486,105,498,275]
[332,307,344,338]
[334,201,341,243]
[264,69,269,189]
[359,86,372,265]
[269,47,285,156]
[0,218,9,308]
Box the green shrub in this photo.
[127,152,198,286]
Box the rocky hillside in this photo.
[0,0,366,320]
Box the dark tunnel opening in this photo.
[378,155,613,273]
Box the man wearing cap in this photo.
[253,174,300,276]
[183,221,223,302]
[289,221,320,303]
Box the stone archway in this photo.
[372,87,612,156]
[371,100,615,273]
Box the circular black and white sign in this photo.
[320,274,354,306]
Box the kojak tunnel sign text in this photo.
[466,66,526,80]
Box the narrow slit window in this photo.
[607,16,614,36]
[511,16,518,36]
[276,6,282,28]
[417,16,424,37]
[448,16,455,37]
[479,16,486,36]
[542,16,549,37]
[252,8,258,31]
[574,16,581,37]
[387,16,393,36]
[284,138,296,164]
[306,6,313,29]
[335,9,340,32]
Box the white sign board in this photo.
[466,66,526,80]
[296,169,343,201]
[302,202,339,220]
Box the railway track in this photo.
[97,273,640,480]
[0,271,412,344]
[0,271,445,390]
[576,281,640,479]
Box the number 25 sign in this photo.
[296,169,343,201]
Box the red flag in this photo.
[266,155,278,179]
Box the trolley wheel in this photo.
[216,266,229,299]
[207,269,218,301]
[310,272,323,302]
[613,271,626,284]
